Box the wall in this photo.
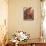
[8,0,41,38]
[0,0,8,45]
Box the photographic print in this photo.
[24,7,34,20]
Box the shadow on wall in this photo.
[2,33,9,46]
[0,42,2,46]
